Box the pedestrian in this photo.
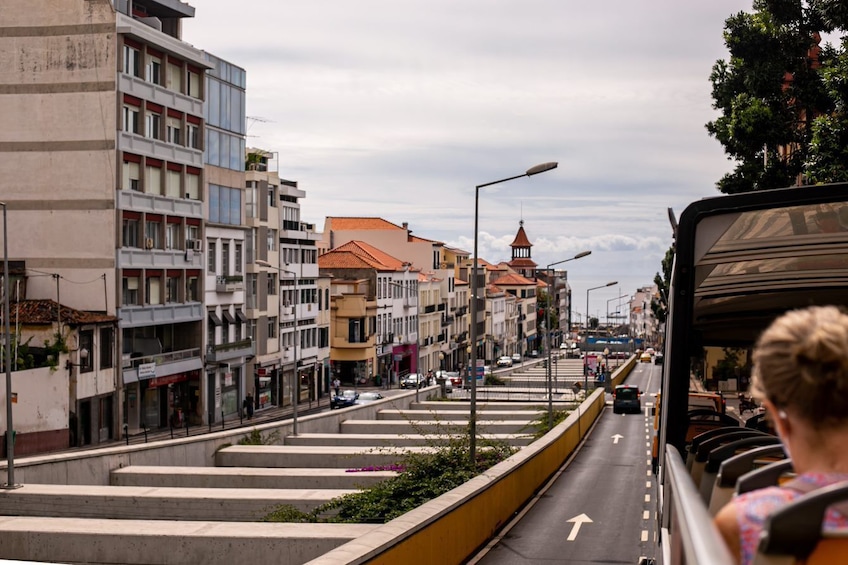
[713,305,848,565]
[242,393,254,420]
[333,377,341,396]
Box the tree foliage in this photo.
[708,0,848,192]
[651,246,674,325]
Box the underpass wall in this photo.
[311,358,637,565]
[0,390,426,486]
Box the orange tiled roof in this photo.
[537,279,549,289]
[492,272,536,286]
[508,258,537,269]
[510,224,533,247]
[327,217,404,231]
[409,234,445,245]
[334,240,409,271]
[455,278,468,286]
[10,299,117,325]
[318,251,383,270]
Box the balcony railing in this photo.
[206,338,254,363]
[437,303,446,312]
[216,275,244,293]
[424,304,436,314]
[122,347,201,370]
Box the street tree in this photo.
[706,0,847,193]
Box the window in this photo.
[222,242,230,277]
[123,105,140,135]
[186,123,200,149]
[146,112,161,140]
[166,275,179,303]
[100,327,113,369]
[146,55,161,85]
[267,229,277,251]
[185,171,199,199]
[166,117,181,145]
[166,62,181,92]
[165,222,180,250]
[123,45,140,77]
[186,224,199,243]
[145,220,161,248]
[145,164,161,194]
[146,276,161,305]
[235,243,243,273]
[186,275,199,302]
[207,241,216,274]
[267,273,277,296]
[79,330,94,373]
[122,160,140,191]
[165,169,181,198]
[122,277,139,305]
[245,182,257,219]
[267,184,277,207]
[187,68,200,98]
[122,218,139,248]
[267,316,277,339]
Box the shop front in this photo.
[254,366,274,410]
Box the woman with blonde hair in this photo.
[714,305,848,564]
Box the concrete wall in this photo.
[0,389,424,485]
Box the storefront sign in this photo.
[138,362,156,380]
[148,373,189,388]
[257,368,267,376]
[224,373,233,387]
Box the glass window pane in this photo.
[209,184,220,223]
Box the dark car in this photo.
[330,390,359,409]
[654,353,664,365]
[612,385,642,414]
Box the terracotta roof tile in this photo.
[327,217,404,231]
[492,273,536,286]
[334,240,410,270]
[510,224,533,247]
[508,258,537,268]
[9,299,117,325]
[318,251,383,270]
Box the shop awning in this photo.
[208,312,223,326]
[221,310,236,324]
[235,309,248,323]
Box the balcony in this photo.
[206,338,254,363]
[454,305,468,317]
[437,332,447,343]
[424,304,436,314]
[441,315,454,327]
[216,275,244,293]
[437,303,446,312]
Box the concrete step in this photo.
[340,419,536,435]
[411,401,552,411]
[283,433,535,447]
[0,484,354,521]
[215,445,436,469]
[0,516,377,565]
[110,465,396,489]
[376,409,542,421]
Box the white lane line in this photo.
[647,470,651,476]
[645,494,651,503]
[643,510,650,520]
[641,530,649,542]
[646,481,651,488]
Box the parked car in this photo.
[612,385,642,414]
[355,391,384,405]
[496,356,513,367]
[527,350,539,358]
[654,352,664,365]
[511,353,522,363]
[330,390,358,409]
[400,374,427,389]
[640,352,652,363]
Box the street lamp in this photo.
[544,251,591,430]
[470,162,558,465]
[0,202,17,489]
[585,281,617,393]
[255,259,299,435]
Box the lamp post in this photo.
[470,162,558,465]
[544,251,591,430]
[585,281,617,393]
[1,202,17,489]
[255,260,299,435]
[606,294,628,327]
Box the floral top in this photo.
[735,472,848,565]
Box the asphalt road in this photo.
[472,360,663,565]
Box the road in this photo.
[472,359,662,565]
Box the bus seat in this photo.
[685,409,740,444]
[690,429,768,487]
[754,480,848,565]
[686,426,746,471]
[709,444,787,515]
[736,458,794,495]
[699,435,783,504]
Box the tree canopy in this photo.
[707,0,848,193]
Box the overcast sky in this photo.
[184,0,754,323]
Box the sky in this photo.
[183,0,755,322]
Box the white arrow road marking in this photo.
[612,434,623,444]
[566,513,593,541]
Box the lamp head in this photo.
[574,250,592,259]
[526,162,558,176]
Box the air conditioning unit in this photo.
[144,238,154,249]
[191,239,203,252]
